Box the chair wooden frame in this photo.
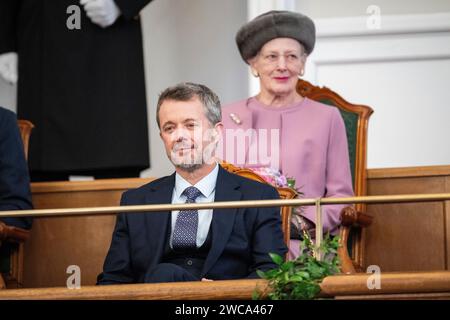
[220,162,297,256]
[296,79,374,272]
[220,161,371,273]
[17,120,34,160]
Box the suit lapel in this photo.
[144,173,175,266]
[202,166,242,276]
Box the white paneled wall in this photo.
[140,0,248,178]
[303,12,450,168]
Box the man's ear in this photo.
[214,122,224,141]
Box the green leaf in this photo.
[280,261,294,272]
[269,252,284,265]
[252,289,261,300]
[254,234,342,300]
[256,269,268,279]
[289,273,308,282]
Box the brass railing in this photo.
[2,192,450,259]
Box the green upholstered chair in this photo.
[296,79,373,273]
[0,120,33,289]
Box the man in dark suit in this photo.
[97,83,287,284]
[0,106,33,230]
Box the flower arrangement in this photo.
[248,166,298,191]
[248,166,305,233]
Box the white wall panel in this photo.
[303,12,450,168]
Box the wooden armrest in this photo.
[340,206,373,228]
[337,206,373,274]
[0,222,30,244]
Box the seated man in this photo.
[0,106,33,230]
[97,83,287,284]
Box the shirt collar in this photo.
[174,163,219,199]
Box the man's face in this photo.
[158,97,222,172]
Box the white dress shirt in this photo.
[170,163,219,248]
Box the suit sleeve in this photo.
[302,108,354,234]
[114,0,153,20]
[247,186,287,278]
[97,194,135,285]
[0,109,33,229]
[0,0,19,54]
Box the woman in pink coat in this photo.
[219,10,354,259]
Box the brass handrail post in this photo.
[314,197,323,261]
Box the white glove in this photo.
[0,52,18,85]
[80,0,121,28]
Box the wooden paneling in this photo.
[18,166,450,289]
[23,178,153,288]
[368,165,450,179]
[365,167,450,272]
[365,202,445,271]
[23,215,116,288]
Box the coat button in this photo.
[186,259,193,266]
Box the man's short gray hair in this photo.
[156,82,222,128]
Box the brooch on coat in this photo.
[229,113,242,125]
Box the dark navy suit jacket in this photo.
[0,107,33,229]
[98,166,287,284]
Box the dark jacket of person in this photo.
[0,106,33,229]
[98,166,287,284]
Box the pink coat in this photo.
[219,97,354,235]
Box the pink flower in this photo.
[247,166,295,189]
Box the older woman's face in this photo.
[249,37,305,98]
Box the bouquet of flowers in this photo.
[247,166,310,239]
[248,166,298,191]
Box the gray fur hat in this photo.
[236,10,316,63]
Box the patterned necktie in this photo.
[172,186,203,250]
